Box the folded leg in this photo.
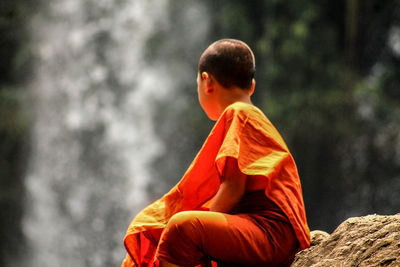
[156,210,298,266]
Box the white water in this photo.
[24,1,208,266]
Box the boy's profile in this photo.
[122,39,310,267]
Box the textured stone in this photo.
[291,214,400,267]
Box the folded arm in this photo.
[210,157,246,213]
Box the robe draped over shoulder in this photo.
[122,102,310,267]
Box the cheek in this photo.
[198,93,210,114]
[197,88,202,104]
[198,95,207,111]
[197,86,205,104]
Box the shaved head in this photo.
[198,39,255,89]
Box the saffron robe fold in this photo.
[122,102,310,267]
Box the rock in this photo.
[291,214,400,267]
[309,230,330,246]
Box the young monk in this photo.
[122,39,310,267]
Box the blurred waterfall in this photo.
[23,0,208,266]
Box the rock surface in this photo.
[291,214,400,267]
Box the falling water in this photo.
[24,0,208,266]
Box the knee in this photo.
[157,211,209,266]
[165,211,204,240]
[168,211,199,224]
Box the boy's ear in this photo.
[202,72,214,94]
[201,71,208,80]
[249,78,256,96]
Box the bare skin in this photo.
[210,156,246,212]
[160,73,254,267]
[196,71,255,121]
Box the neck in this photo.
[216,87,253,116]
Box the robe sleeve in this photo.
[214,103,310,250]
[215,104,289,179]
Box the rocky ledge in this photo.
[292,214,400,267]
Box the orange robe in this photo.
[122,102,310,267]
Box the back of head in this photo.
[198,39,255,89]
